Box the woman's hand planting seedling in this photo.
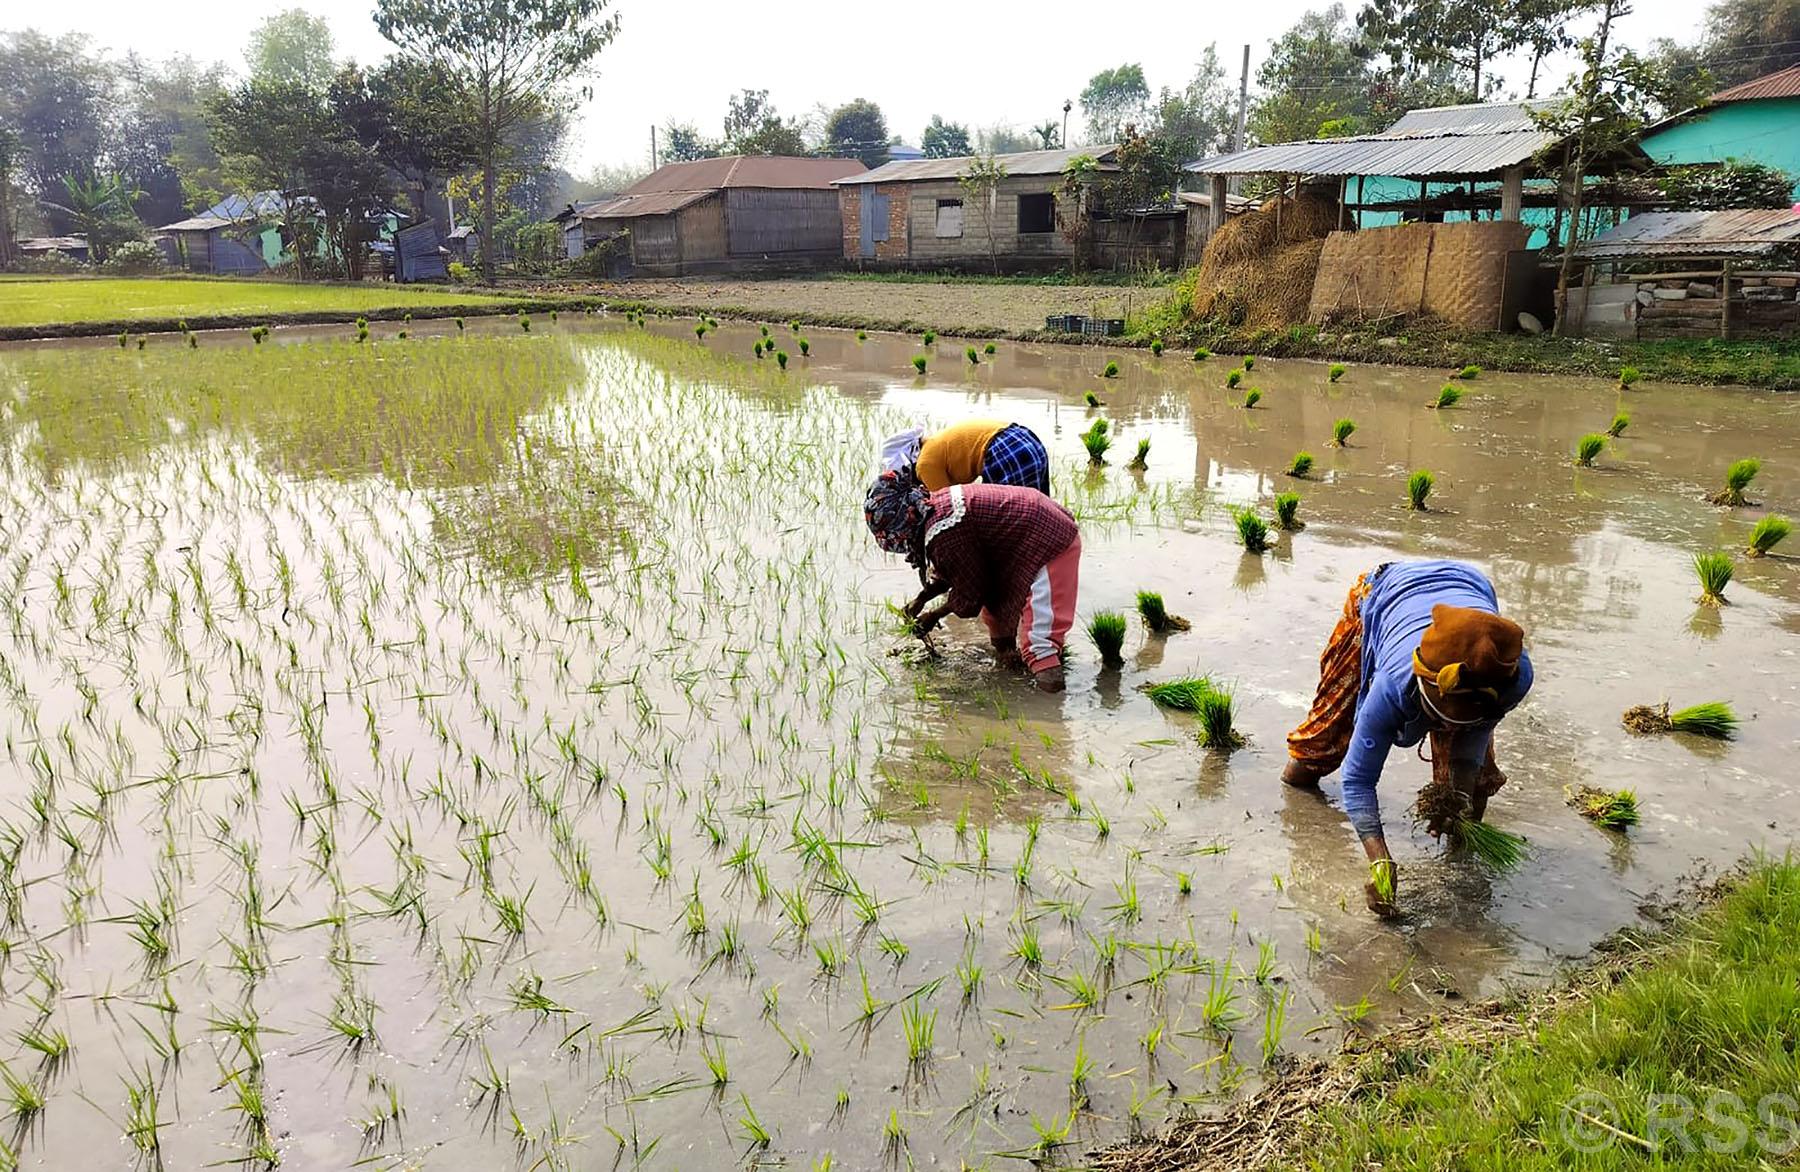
[1366,858,1397,917]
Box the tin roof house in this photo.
[1640,64,1800,199]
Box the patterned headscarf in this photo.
[864,469,931,577]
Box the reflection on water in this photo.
[0,317,1793,1169]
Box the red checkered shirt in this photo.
[924,484,1079,628]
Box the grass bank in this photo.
[1091,856,1800,1171]
[0,275,539,338]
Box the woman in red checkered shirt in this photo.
[865,471,1082,693]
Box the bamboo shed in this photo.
[1565,209,1800,340]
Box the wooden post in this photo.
[1337,175,1347,230]
[1356,175,1364,230]
[1274,179,1284,240]
[1499,165,1524,222]
[1209,174,1229,239]
[1721,259,1733,339]
[1419,179,1428,221]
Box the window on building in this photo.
[934,198,964,238]
[1017,192,1056,234]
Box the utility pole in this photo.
[1062,100,1072,148]
[1231,44,1250,195]
[650,125,659,171]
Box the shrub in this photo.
[98,240,165,276]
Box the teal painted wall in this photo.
[1640,98,1800,199]
[1350,175,1559,248]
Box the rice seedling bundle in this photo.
[1575,433,1606,466]
[965,346,979,364]
[1622,701,1737,739]
[187,334,198,349]
[923,330,936,345]
[1607,411,1629,438]
[1144,677,1214,710]
[911,354,927,374]
[1451,819,1527,869]
[799,338,811,356]
[1196,687,1244,750]
[1747,514,1791,557]
[1288,451,1314,478]
[1274,491,1302,530]
[1084,390,1102,407]
[1193,347,1210,361]
[1565,785,1639,829]
[775,350,789,370]
[984,342,996,355]
[1226,369,1243,388]
[118,331,129,348]
[1432,384,1462,409]
[857,330,868,341]
[1234,508,1272,553]
[1102,360,1119,378]
[1242,356,1256,370]
[1368,859,1396,906]
[1454,364,1480,379]
[1331,418,1355,446]
[519,313,531,332]
[695,324,707,339]
[1693,550,1733,605]
[1081,418,1111,464]
[1328,363,1347,383]
[1242,388,1262,409]
[1407,469,1433,510]
[1151,340,1164,356]
[1134,592,1190,634]
[1087,611,1127,666]
[1710,458,1760,506]
[1127,437,1150,471]
[1618,365,1640,389]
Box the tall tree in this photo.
[40,173,143,262]
[359,58,480,221]
[921,115,972,159]
[245,9,339,91]
[1357,0,1520,99]
[1697,0,1800,86]
[0,127,18,266]
[374,0,620,283]
[0,31,114,232]
[1152,47,1236,162]
[824,99,889,167]
[1079,64,1151,145]
[722,90,806,155]
[208,78,332,277]
[1249,6,1377,143]
[113,54,231,224]
[660,122,716,162]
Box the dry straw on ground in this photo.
[1187,195,1337,329]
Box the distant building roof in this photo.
[625,155,865,196]
[886,143,925,160]
[1185,99,1578,179]
[1573,208,1800,260]
[159,214,234,233]
[1708,62,1800,104]
[837,146,1120,186]
[1178,190,1257,213]
[580,188,718,221]
[17,236,87,252]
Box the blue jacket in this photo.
[1340,561,1533,838]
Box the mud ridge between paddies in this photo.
[1081,857,1798,1172]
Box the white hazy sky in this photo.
[26,0,1708,175]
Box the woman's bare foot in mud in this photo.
[1032,665,1066,693]
[1281,760,1324,789]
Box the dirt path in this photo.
[552,276,1163,336]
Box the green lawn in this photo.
[0,276,528,329]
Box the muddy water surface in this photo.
[0,315,1793,1170]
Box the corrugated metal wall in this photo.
[725,188,843,258]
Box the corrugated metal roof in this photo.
[159,215,234,232]
[1573,209,1800,259]
[837,146,1119,186]
[579,188,717,220]
[1709,62,1800,104]
[1177,190,1257,211]
[625,156,864,195]
[1385,98,1562,134]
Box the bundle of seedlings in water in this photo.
[356,325,369,344]
[397,329,409,340]
[1145,677,1214,710]
[790,319,801,332]
[1081,419,1112,464]
[188,333,199,349]
[249,325,269,344]
[754,340,765,358]
[1226,369,1243,389]
[1607,411,1629,438]
[1710,458,1760,506]
[923,330,937,345]
[1288,451,1314,478]
[1693,550,1733,606]
[1243,356,1256,371]
[1085,390,1103,407]
[1135,591,1190,634]
[1151,340,1164,356]
[1242,388,1262,409]
[760,324,771,338]
[857,330,868,341]
[1565,785,1639,830]
[1575,433,1606,467]
[695,323,708,339]
[1193,347,1211,361]
[1747,514,1792,557]
[1196,686,1244,750]
[1453,364,1480,380]
[1415,780,1526,867]
[1088,611,1128,667]
[912,354,928,374]
[1127,437,1150,471]
[1329,363,1347,383]
[799,338,811,356]
[1618,365,1641,390]
[118,331,129,348]
[965,346,979,365]
[775,350,790,370]
[519,313,531,332]
[1623,700,1737,739]
[1274,491,1302,530]
[455,316,465,331]
[1407,469,1434,510]
[1234,508,1272,553]
[1102,361,1120,379]
[984,342,997,355]
[1431,384,1462,409]
[1331,418,1356,447]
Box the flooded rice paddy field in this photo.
[0,315,1795,1169]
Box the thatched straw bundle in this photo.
[1186,193,1339,329]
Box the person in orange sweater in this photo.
[879,420,1050,494]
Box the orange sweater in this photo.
[915,420,1008,491]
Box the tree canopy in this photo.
[723,90,807,156]
[824,99,889,167]
[1079,64,1151,145]
[245,9,339,91]
[921,115,972,159]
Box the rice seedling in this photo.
[1234,509,1272,553]
[1607,411,1629,437]
[1618,365,1640,389]
[738,1095,772,1148]
[1451,819,1528,869]
[1082,418,1112,463]
[857,329,868,340]
[703,1039,730,1087]
[984,341,997,354]
[118,330,129,348]
[396,329,409,340]
[1748,514,1792,557]
[799,338,811,356]
[775,350,789,370]
[901,998,937,1065]
[1566,785,1639,829]
[1274,491,1302,530]
[1331,417,1355,446]
[187,333,198,348]
[1623,700,1737,739]
[1150,339,1164,356]
[694,324,707,339]
[1711,458,1761,506]
[1193,347,1210,360]
[1226,369,1243,388]
[1431,384,1462,409]
[1260,989,1290,1065]
[1694,550,1733,605]
[250,325,268,344]
[1243,356,1256,370]
[923,329,936,345]
[1329,363,1347,382]
[1135,591,1189,634]
[1102,360,1119,378]
[1454,364,1480,379]
[1283,451,1316,481]
[1407,469,1434,510]
[911,354,927,374]
[1088,610,1127,667]
[881,1109,907,1160]
[519,313,531,332]
[1146,677,1214,710]
[1127,436,1151,471]
[1242,387,1262,409]
[1576,433,1606,466]
[1196,686,1243,750]
[454,316,464,330]
[754,339,765,357]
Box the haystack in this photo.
[1187,193,1339,329]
